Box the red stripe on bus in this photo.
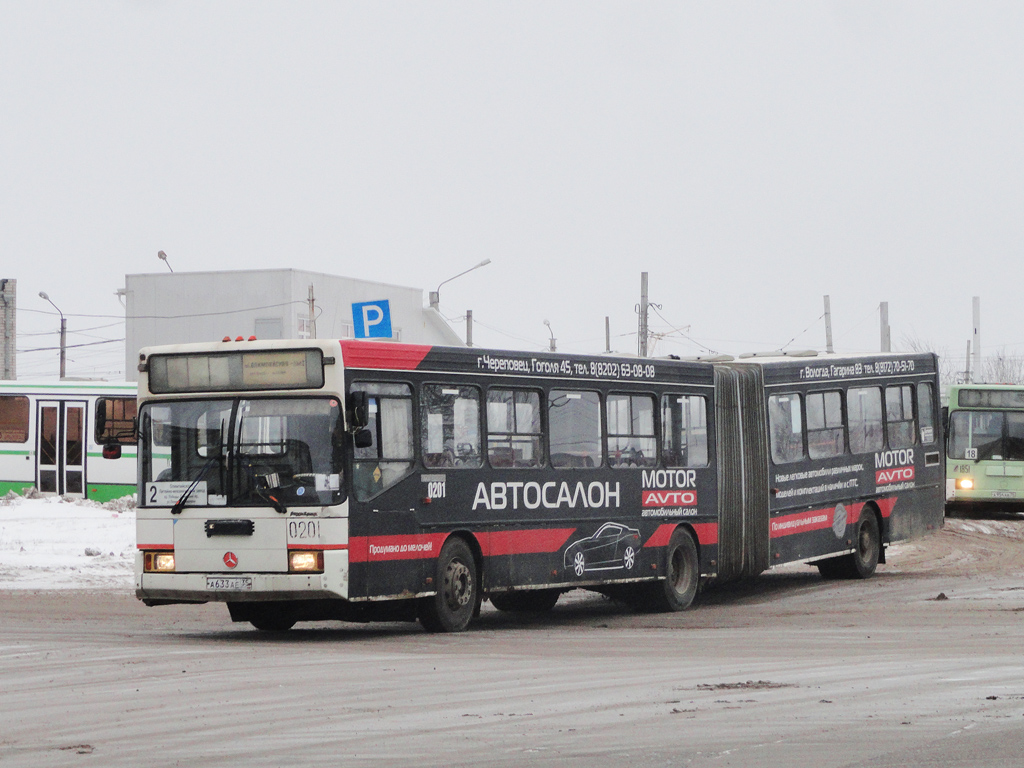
[770,508,835,538]
[768,500,879,540]
[349,533,449,563]
[847,503,863,525]
[692,522,718,545]
[137,544,173,550]
[643,524,676,548]
[339,340,432,370]
[876,496,897,517]
[644,522,718,547]
[478,528,576,556]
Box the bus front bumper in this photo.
[135,549,349,603]
[947,480,1020,504]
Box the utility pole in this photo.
[972,296,982,382]
[605,316,611,354]
[0,279,14,380]
[638,272,649,358]
[965,340,972,383]
[466,310,473,347]
[59,316,66,379]
[307,285,317,339]
[544,320,556,352]
[880,301,891,352]
[823,295,834,353]
[38,291,66,379]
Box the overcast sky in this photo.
[3,2,1022,380]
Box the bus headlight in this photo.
[957,477,975,490]
[289,551,324,573]
[144,552,176,572]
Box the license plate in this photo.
[992,491,1017,498]
[206,576,253,591]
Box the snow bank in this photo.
[0,493,136,590]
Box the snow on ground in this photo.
[0,493,136,590]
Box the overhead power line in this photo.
[17,338,124,354]
[21,300,310,321]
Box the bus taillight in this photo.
[288,551,324,573]
[144,552,175,572]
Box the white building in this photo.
[122,269,463,381]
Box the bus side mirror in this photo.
[102,444,122,460]
[349,391,369,428]
[354,428,373,449]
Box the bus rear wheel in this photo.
[489,589,561,613]
[817,511,880,580]
[418,537,478,632]
[642,528,699,612]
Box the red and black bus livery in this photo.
[123,339,942,632]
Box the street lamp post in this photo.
[429,259,491,310]
[544,320,556,352]
[157,250,174,272]
[38,291,66,379]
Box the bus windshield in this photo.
[947,410,1024,461]
[139,397,344,507]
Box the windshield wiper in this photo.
[972,443,999,464]
[236,459,288,514]
[171,457,220,515]
[253,485,287,515]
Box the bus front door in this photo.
[35,400,86,497]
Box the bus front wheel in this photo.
[849,511,881,578]
[419,537,479,632]
[247,607,296,632]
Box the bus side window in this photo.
[94,397,138,445]
[661,395,708,467]
[917,382,936,444]
[848,387,884,453]
[1006,412,1024,461]
[351,382,414,500]
[0,395,29,443]
[607,394,656,468]
[486,389,543,468]
[549,390,601,468]
[768,393,804,464]
[806,391,844,459]
[421,384,481,469]
[885,385,916,449]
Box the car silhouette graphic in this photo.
[563,522,642,577]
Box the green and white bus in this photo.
[0,381,137,501]
[946,384,1024,509]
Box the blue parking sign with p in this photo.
[352,300,393,339]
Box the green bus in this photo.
[946,384,1024,508]
[0,380,137,501]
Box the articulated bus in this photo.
[945,384,1024,508]
[0,381,137,501]
[112,339,944,632]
